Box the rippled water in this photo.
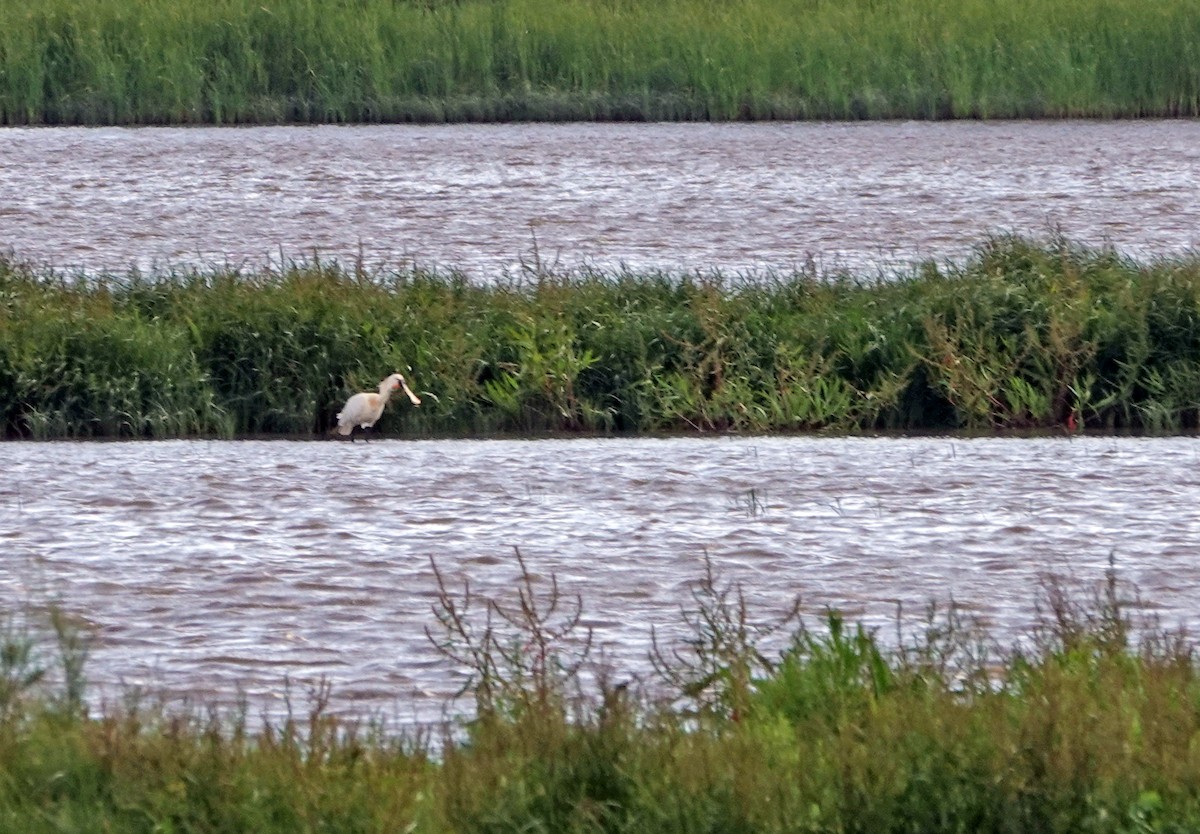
[2,436,1199,720]
[4,121,1200,276]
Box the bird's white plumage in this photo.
[335,373,421,436]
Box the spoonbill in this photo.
[335,373,421,438]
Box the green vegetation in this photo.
[5,235,1200,438]
[1,0,1199,124]
[4,556,1200,832]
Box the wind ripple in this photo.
[2,436,1198,721]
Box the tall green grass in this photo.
[0,0,1198,124]
[5,557,1200,832]
[5,235,1200,438]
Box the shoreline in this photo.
[5,235,1200,438]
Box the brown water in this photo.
[3,121,1200,276]
[2,436,1199,721]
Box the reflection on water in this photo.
[4,121,1200,276]
[2,436,1199,720]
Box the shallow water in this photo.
[4,121,1200,276]
[2,436,1198,721]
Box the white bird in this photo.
[335,373,421,437]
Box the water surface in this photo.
[2,436,1197,720]
[4,121,1199,276]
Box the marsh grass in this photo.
[7,236,1200,438]
[4,556,1200,832]
[1,0,1199,124]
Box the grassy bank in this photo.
[1,0,1199,124]
[4,558,1200,832]
[5,236,1200,438]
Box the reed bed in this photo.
[5,235,1200,439]
[1,0,1198,124]
[3,557,1200,832]
[2,235,1200,438]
